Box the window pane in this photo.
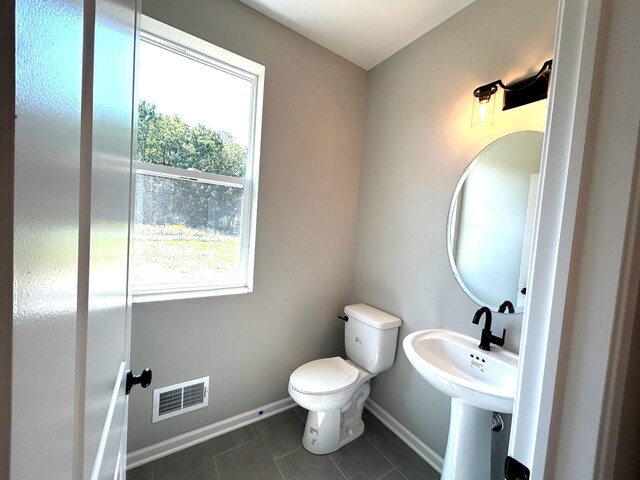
[133,173,245,288]
[137,39,253,177]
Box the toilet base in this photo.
[301,382,370,455]
[302,411,366,454]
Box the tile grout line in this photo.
[211,449,221,480]
[273,445,302,461]
[248,427,286,480]
[271,449,288,480]
[258,436,287,480]
[362,433,397,480]
[257,419,302,463]
[213,427,261,458]
[254,412,301,463]
[328,454,349,480]
[363,434,410,480]
[375,465,398,480]
[381,469,407,480]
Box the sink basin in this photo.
[403,329,518,413]
[403,329,519,480]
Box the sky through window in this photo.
[138,40,253,148]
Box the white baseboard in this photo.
[126,397,296,470]
[365,398,444,474]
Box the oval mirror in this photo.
[447,131,544,313]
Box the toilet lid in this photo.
[289,357,359,394]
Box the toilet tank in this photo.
[344,304,402,373]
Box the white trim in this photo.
[508,0,603,474]
[90,362,127,480]
[510,0,640,477]
[113,453,122,480]
[132,285,252,304]
[142,33,256,84]
[135,162,250,189]
[141,16,265,77]
[365,398,444,474]
[126,397,296,469]
[546,0,640,475]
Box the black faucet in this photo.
[472,307,506,351]
[498,300,515,314]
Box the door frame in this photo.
[509,0,640,477]
[0,0,14,478]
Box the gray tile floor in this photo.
[128,407,440,480]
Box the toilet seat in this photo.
[288,358,374,413]
[289,357,359,394]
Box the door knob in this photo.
[126,368,152,395]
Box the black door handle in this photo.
[126,368,152,395]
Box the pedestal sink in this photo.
[403,329,518,480]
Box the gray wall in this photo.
[128,0,367,451]
[350,0,557,461]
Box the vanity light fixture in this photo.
[471,59,553,128]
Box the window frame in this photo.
[132,15,264,303]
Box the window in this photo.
[132,17,264,300]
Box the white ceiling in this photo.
[238,0,477,70]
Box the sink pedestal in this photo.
[402,330,518,480]
[441,398,492,480]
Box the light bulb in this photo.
[471,93,496,128]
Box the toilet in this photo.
[288,303,402,455]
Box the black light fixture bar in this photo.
[473,59,553,111]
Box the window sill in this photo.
[132,285,252,304]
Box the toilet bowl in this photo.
[288,358,374,454]
[288,304,402,455]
